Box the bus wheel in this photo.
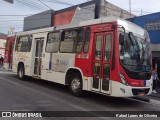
[69,73,83,96]
[18,65,25,80]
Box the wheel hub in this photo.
[71,78,80,92]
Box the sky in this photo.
[0,0,160,34]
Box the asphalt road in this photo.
[0,70,160,120]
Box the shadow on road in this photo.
[7,74,145,108]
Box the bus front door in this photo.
[92,32,113,94]
[34,38,44,77]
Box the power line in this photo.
[17,0,46,10]
[49,0,73,6]
[38,0,52,10]
[0,15,30,16]
[0,10,95,23]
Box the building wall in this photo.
[53,9,76,26]
[71,4,95,24]
[52,0,98,26]
[52,0,134,27]
[23,10,53,31]
[23,0,134,30]
[99,0,135,19]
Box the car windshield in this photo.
[119,32,151,72]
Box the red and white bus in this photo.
[12,17,152,97]
[4,35,15,70]
[0,38,7,58]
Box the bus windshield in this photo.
[119,32,151,73]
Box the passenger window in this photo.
[15,37,19,51]
[28,35,33,52]
[46,32,61,53]
[75,28,84,53]
[84,27,91,53]
[60,28,84,53]
[15,35,32,52]
[18,36,29,52]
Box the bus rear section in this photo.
[12,17,152,97]
[4,36,15,70]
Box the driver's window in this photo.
[119,32,125,60]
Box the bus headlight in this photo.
[119,72,129,86]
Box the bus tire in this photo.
[18,64,25,80]
[69,73,83,96]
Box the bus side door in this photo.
[92,32,113,94]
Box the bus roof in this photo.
[16,16,145,36]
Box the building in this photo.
[0,33,7,39]
[23,0,135,31]
[23,10,53,31]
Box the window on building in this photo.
[46,32,61,53]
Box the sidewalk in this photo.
[0,64,3,70]
[149,82,160,98]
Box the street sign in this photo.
[3,0,14,4]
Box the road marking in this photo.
[149,99,160,106]
[0,71,16,74]
[0,76,108,119]
[124,96,160,107]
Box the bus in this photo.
[12,17,152,97]
[0,38,7,59]
[4,35,15,70]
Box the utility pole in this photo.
[129,0,131,17]
[141,9,143,16]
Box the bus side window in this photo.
[17,36,29,52]
[28,35,33,52]
[46,32,61,53]
[60,29,76,53]
[83,27,91,53]
[75,28,84,53]
[15,37,19,51]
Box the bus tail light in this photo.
[119,72,129,86]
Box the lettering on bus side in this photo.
[51,59,69,73]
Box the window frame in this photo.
[83,27,91,53]
[59,27,84,53]
[15,35,32,52]
[28,35,33,52]
[45,31,61,53]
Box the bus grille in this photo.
[132,88,150,95]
